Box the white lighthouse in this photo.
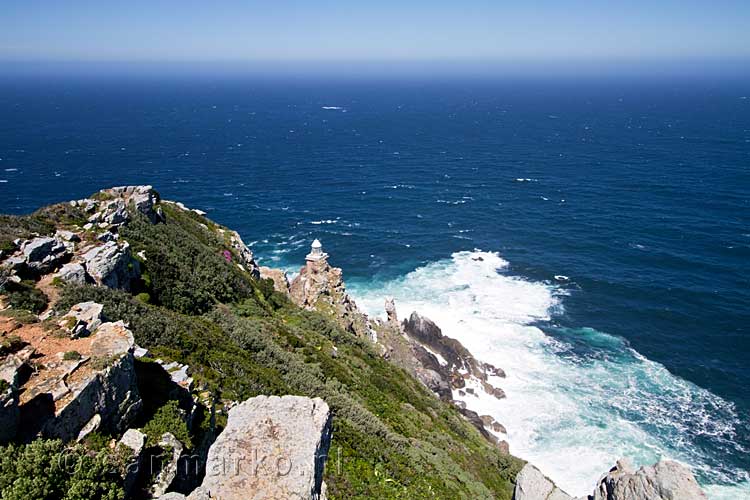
[305,239,329,271]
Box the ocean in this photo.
[0,75,748,497]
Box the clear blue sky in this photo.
[1,1,749,73]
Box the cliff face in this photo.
[289,248,371,339]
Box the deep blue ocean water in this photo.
[0,76,748,496]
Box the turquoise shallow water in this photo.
[0,76,748,496]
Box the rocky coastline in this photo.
[0,185,708,499]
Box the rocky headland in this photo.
[0,185,708,500]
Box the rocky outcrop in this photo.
[227,230,260,278]
[591,458,707,500]
[53,262,88,285]
[514,463,573,500]
[290,241,370,339]
[151,432,185,497]
[58,301,104,338]
[81,241,140,291]
[2,235,72,277]
[118,428,147,494]
[191,395,332,500]
[101,185,160,223]
[14,318,142,442]
[513,458,708,500]
[259,266,290,295]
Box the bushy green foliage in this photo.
[53,201,523,499]
[62,351,81,361]
[142,400,192,448]
[0,439,124,500]
[119,206,256,315]
[2,280,48,313]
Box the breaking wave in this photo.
[349,250,749,498]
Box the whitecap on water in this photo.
[350,250,748,498]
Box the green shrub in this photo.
[135,292,150,304]
[63,351,81,361]
[119,208,257,315]
[3,280,48,314]
[0,335,25,355]
[0,439,124,500]
[143,400,192,448]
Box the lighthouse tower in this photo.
[305,239,329,272]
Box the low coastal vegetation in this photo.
[0,191,522,499]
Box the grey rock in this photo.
[97,231,118,243]
[59,301,104,338]
[384,297,399,326]
[514,463,573,500]
[20,236,70,274]
[55,230,80,243]
[151,432,184,497]
[133,346,149,358]
[592,458,707,500]
[200,395,332,500]
[119,428,147,494]
[228,230,260,278]
[82,241,140,290]
[76,413,101,442]
[40,321,141,442]
[103,185,159,222]
[53,262,88,285]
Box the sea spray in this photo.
[349,250,749,499]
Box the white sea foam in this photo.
[350,250,748,498]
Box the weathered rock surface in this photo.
[53,262,88,285]
[118,428,147,494]
[227,230,260,278]
[514,463,573,500]
[16,319,142,442]
[102,185,160,222]
[197,395,332,500]
[82,241,140,290]
[151,432,185,497]
[259,266,290,295]
[592,458,707,500]
[59,301,104,338]
[2,235,72,276]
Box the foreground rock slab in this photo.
[173,395,332,500]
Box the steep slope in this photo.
[0,187,523,499]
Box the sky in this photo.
[1,1,749,75]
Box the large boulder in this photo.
[58,301,104,338]
[82,241,140,290]
[592,458,707,500]
[53,262,88,285]
[8,235,71,275]
[200,395,332,500]
[513,463,573,500]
